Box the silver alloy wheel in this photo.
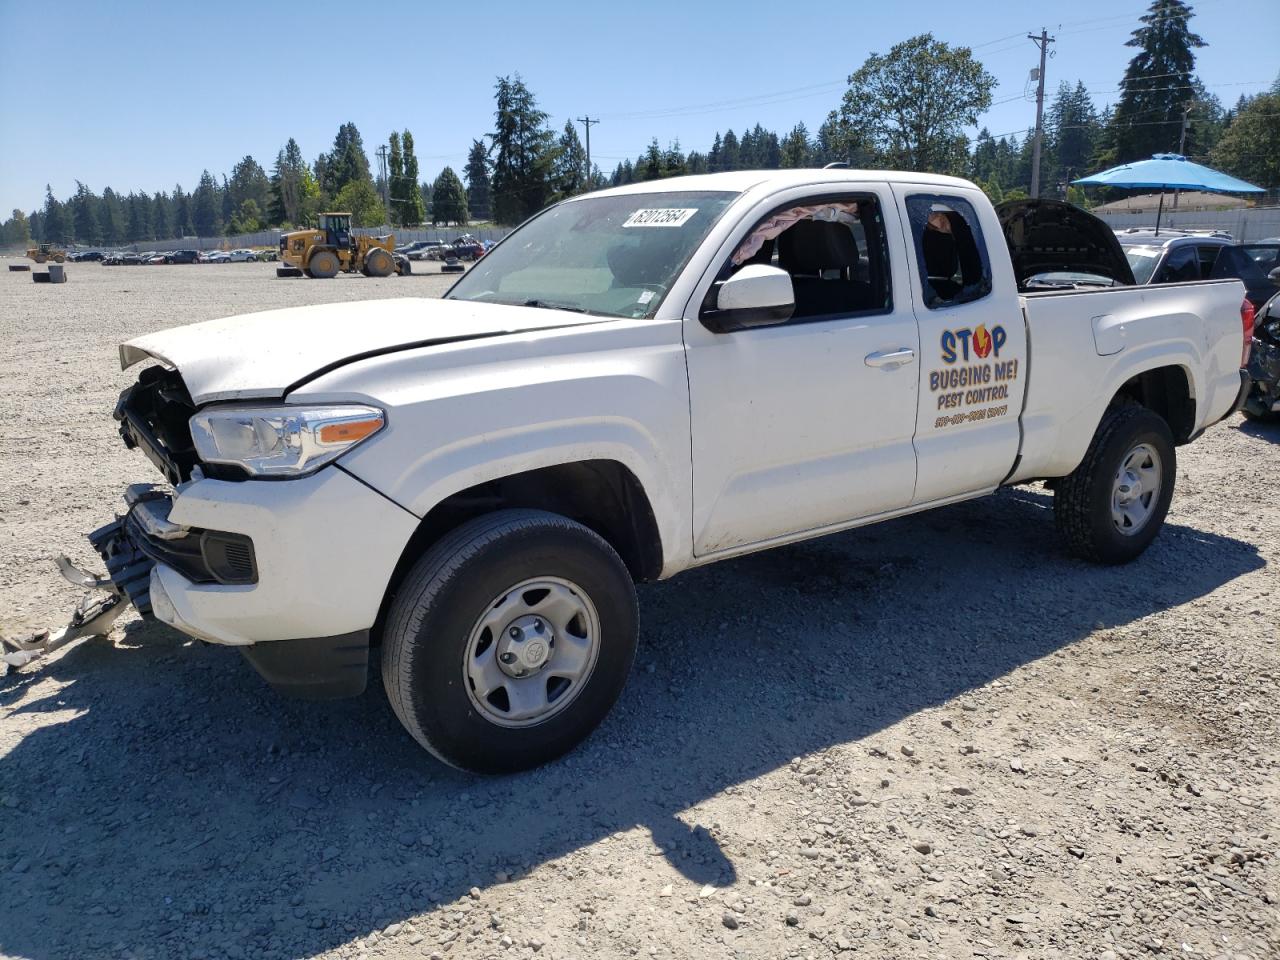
[462,577,601,728]
[1111,442,1162,536]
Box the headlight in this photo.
[189,404,385,477]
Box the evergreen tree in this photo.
[430,167,469,225]
[552,121,588,197]
[269,138,308,226]
[220,174,234,231]
[1048,81,1103,189]
[401,131,427,225]
[228,156,270,222]
[707,133,723,172]
[685,152,708,175]
[126,192,150,242]
[99,187,125,245]
[192,171,220,236]
[324,122,373,195]
[661,140,687,178]
[2,209,32,248]
[720,130,740,170]
[69,181,102,244]
[42,186,70,244]
[1107,0,1206,163]
[639,139,663,181]
[490,75,555,224]
[780,123,811,168]
[464,139,492,221]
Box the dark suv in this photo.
[164,249,201,264]
[1116,231,1280,309]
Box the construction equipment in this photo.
[26,242,67,264]
[275,212,410,279]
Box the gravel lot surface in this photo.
[1,260,1276,960]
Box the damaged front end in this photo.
[1245,299,1280,419]
[3,367,256,673]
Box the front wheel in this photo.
[1053,403,1176,564]
[381,510,638,773]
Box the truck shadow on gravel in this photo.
[0,488,1263,959]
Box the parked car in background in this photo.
[164,250,201,264]
[256,249,278,262]
[122,252,147,265]
[1116,230,1232,285]
[447,235,485,260]
[395,240,433,256]
[146,253,168,265]
[226,249,258,262]
[408,240,446,261]
[69,250,105,262]
[101,252,124,265]
[1210,242,1280,309]
[202,251,231,264]
[1243,290,1280,422]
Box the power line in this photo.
[1028,29,1056,198]
[576,117,600,188]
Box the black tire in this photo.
[1054,403,1176,564]
[364,247,394,278]
[382,509,638,773]
[308,249,340,279]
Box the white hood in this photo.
[120,297,601,404]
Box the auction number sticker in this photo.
[623,208,697,228]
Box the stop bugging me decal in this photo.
[929,324,1019,428]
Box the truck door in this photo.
[684,187,921,556]
[893,188,1028,503]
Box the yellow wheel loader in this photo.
[275,213,410,279]
[27,242,67,264]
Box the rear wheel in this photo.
[364,248,394,278]
[381,509,638,773]
[307,249,340,279]
[1054,403,1175,564]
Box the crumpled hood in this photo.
[120,297,602,404]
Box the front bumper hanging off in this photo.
[0,516,148,673]
[1,484,242,673]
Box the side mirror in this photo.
[1268,266,1280,287]
[701,264,795,333]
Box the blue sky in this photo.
[1,0,1276,213]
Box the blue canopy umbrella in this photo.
[1073,153,1263,235]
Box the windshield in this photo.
[445,190,738,318]
[1123,245,1163,284]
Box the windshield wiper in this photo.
[522,299,589,314]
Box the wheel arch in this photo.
[374,458,663,640]
[1110,362,1196,443]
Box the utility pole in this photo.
[576,116,600,192]
[375,144,390,213]
[1171,102,1194,213]
[1028,28,1055,199]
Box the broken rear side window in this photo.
[905,195,992,309]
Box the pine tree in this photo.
[42,186,70,245]
[192,171,220,237]
[100,187,125,245]
[1107,0,1206,163]
[464,139,492,221]
[430,167,469,225]
[324,122,373,195]
[552,121,588,197]
[228,156,270,222]
[126,192,150,242]
[490,75,555,224]
[269,138,308,226]
[401,131,427,225]
[1211,91,1280,190]
[1048,81,1103,189]
[70,182,102,244]
[707,133,723,172]
[720,130,740,171]
[780,123,811,168]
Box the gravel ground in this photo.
[0,260,1276,960]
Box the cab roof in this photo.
[580,169,980,200]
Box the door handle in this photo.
[864,347,916,369]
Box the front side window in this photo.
[446,190,737,319]
[1124,244,1163,284]
[905,195,992,308]
[716,194,892,322]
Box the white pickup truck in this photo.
[78,171,1252,773]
